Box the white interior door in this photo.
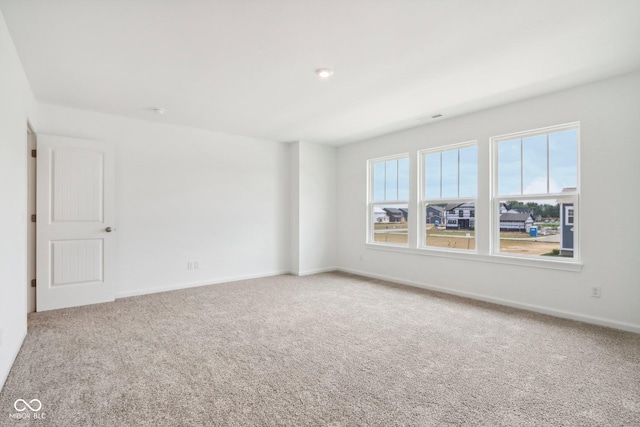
[36,135,116,311]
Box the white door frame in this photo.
[26,122,37,313]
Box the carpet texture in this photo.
[1,272,639,426]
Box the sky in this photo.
[373,129,576,202]
[425,146,477,199]
[374,147,478,202]
[498,129,577,195]
[373,157,409,201]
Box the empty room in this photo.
[1,1,639,425]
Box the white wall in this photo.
[290,143,300,273]
[0,10,37,390]
[296,141,337,275]
[289,141,338,275]
[337,72,640,332]
[37,104,290,298]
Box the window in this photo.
[492,123,578,259]
[419,142,477,251]
[368,155,409,245]
[365,122,580,269]
[565,206,574,225]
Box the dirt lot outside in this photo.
[374,223,561,256]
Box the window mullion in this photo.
[546,133,550,193]
[520,138,524,195]
[396,159,399,199]
[457,149,461,198]
[384,161,387,201]
[439,152,442,199]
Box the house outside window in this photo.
[368,155,410,246]
[492,123,579,260]
[561,203,575,256]
[419,142,477,251]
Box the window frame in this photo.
[490,122,580,262]
[418,141,478,253]
[367,153,410,247]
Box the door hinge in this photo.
[31,279,36,288]
[31,214,36,223]
[31,149,37,158]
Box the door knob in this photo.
[105,227,114,232]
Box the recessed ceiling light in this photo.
[152,108,165,114]
[315,68,334,79]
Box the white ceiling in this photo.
[2,0,640,145]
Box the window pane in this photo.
[373,157,409,202]
[498,139,521,196]
[425,202,475,250]
[498,199,574,259]
[522,135,548,194]
[549,129,577,192]
[373,161,385,202]
[397,157,410,200]
[425,153,441,199]
[441,150,459,198]
[385,159,398,201]
[373,204,408,245]
[459,146,477,198]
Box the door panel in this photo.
[51,239,103,286]
[52,149,104,222]
[37,135,115,311]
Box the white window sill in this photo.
[365,243,582,272]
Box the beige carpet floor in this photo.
[1,272,639,426]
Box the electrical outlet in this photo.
[359,254,363,261]
[591,285,602,298]
[187,260,194,270]
[194,260,199,270]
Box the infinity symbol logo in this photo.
[14,399,42,412]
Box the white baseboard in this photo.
[290,266,338,277]
[0,329,26,393]
[115,270,291,299]
[338,267,640,334]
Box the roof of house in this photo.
[500,213,533,222]
[383,208,404,216]
[445,203,474,211]
[427,206,445,212]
